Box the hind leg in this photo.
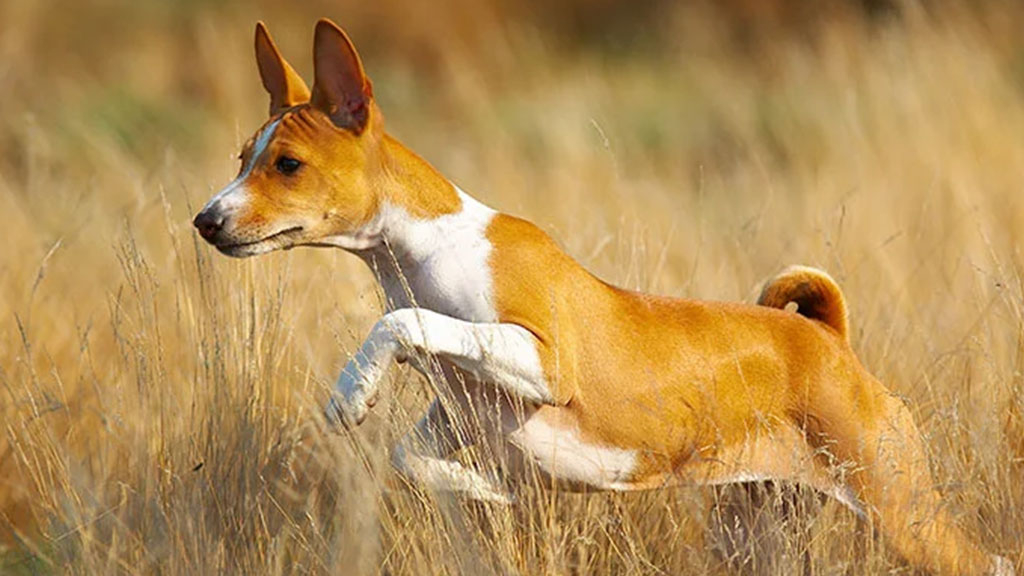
[821,388,1009,575]
[672,424,859,573]
[391,399,512,504]
[709,481,818,576]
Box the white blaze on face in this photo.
[201,118,282,218]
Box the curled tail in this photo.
[758,265,848,341]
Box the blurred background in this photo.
[2,0,1024,573]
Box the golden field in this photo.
[1,0,1023,573]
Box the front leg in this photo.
[325,307,555,428]
[324,317,401,428]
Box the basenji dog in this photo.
[193,19,1014,576]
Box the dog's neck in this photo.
[379,135,463,218]
[351,137,498,316]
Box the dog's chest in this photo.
[378,251,496,322]
[374,193,499,323]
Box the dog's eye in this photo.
[275,156,302,175]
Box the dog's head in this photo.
[193,20,387,257]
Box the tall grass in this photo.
[1,1,1022,573]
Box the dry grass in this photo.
[1,1,1023,573]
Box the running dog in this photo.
[193,20,1013,575]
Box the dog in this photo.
[193,19,1014,575]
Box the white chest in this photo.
[370,190,499,323]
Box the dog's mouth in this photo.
[215,226,304,257]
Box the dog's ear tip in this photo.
[314,18,348,39]
[255,21,271,39]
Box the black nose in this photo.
[193,210,224,241]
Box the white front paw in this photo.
[324,386,378,430]
[324,359,382,430]
[323,387,368,428]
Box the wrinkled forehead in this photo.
[240,106,336,156]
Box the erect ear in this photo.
[254,21,311,115]
[310,19,373,133]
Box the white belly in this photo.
[506,410,639,490]
[434,370,637,491]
